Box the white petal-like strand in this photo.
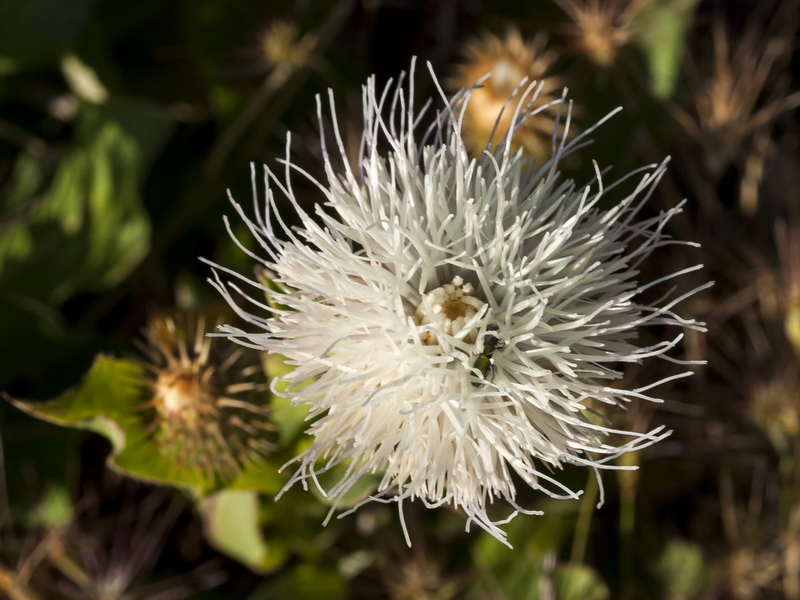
[207,59,709,547]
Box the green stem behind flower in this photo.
[617,451,640,600]
[570,469,598,566]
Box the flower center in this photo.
[154,371,216,426]
[415,276,485,344]
[490,58,525,96]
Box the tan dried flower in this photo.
[555,0,651,68]
[447,28,565,164]
[672,16,799,212]
[138,312,271,484]
[259,19,316,73]
[726,545,783,600]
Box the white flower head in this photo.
[208,59,710,547]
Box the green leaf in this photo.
[554,564,609,600]
[0,97,172,304]
[200,489,287,573]
[6,350,283,499]
[633,0,695,98]
[6,356,213,495]
[26,485,73,529]
[312,465,382,509]
[267,354,313,448]
[229,455,286,496]
[265,351,382,508]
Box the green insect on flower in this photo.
[471,333,502,387]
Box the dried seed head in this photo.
[726,545,783,599]
[259,19,315,72]
[673,17,800,177]
[556,0,650,68]
[447,28,566,163]
[138,312,272,484]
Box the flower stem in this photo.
[570,469,598,565]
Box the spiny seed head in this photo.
[260,19,315,71]
[673,16,800,177]
[138,312,272,484]
[447,27,566,164]
[555,0,649,68]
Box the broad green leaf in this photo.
[555,564,609,600]
[634,0,695,98]
[0,97,172,304]
[200,489,287,573]
[7,356,212,495]
[229,455,286,496]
